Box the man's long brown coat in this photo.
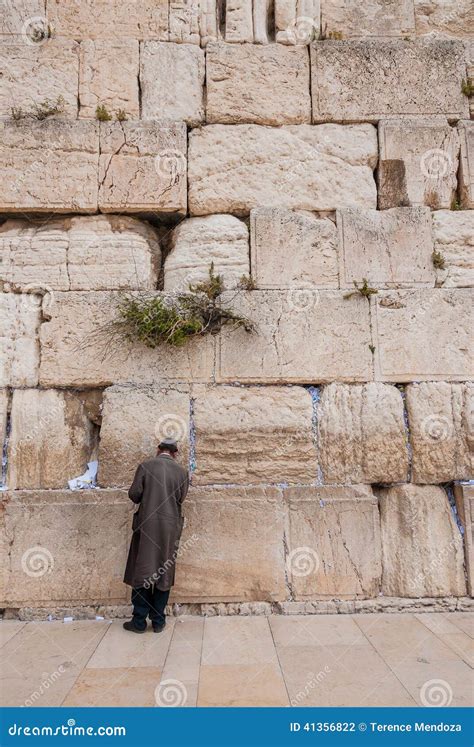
[124,454,189,590]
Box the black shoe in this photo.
[123,620,146,634]
[152,622,166,633]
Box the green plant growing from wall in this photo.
[116,109,128,121]
[238,274,256,290]
[344,278,378,300]
[450,197,461,210]
[432,250,446,270]
[10,106,24,121]
[33,95,65,120]
[461,78,474,97]
[95,104,112,121]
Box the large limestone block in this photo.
[0,216,160,292]
[318,383,408,484]
[140,42,205,126]
[453,482,474,597]
[414,0,474,37]
[0,490,132,606]
[7,389,98,490]
[311,40,468,122]
[217,291,373,383]
[337,207,434,289]
[0,0,46,35]
[169,0,218,45]
[286,485,381,599]
[372,289,473,381]
[98,385,190,488]
[321,0,415,37]
[98,122,187,215]
[459,122,474,209]
[0,390,8,455]
[46,0,169,40]
[193,385,316,484]
[225,0,253,42]
[0,293,40,387]
[79,39,139,119]
[378,484,467,597]
[0,39,78,118]
[250,208,338,290]
[275,0,320,44]
[164,215,249,291]
[206,43,311,125]
[378,119,460,210]
[39,292,215,387]
[188,124,378,215]
[173,486,287,602]
[0,120,99,213]
[432,210,474,288]
[406,382,473,483]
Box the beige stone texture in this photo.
[0,490,132,605]
[79,39,139,119]
[217,290,373,383]
[46,0,169,40]
[311,40,468,122]
[337,207,435,289]
[206,43,311,125]
[432,210,474,288]
[378,484,467,598]
[98,385,190,488]
[321,0,415,37]
[188,124,378,215]
[98,121,187,215]
[286,485,382,599]
[6,389,98,490]
[466,41,474,120]
[225,0,253,42]
[140,42,205,126]
[275,0,320,44]
[0,120,99,213]
[0,293,40,388]
[169,0,218,45]
[250,208,338,290]
[406,382,473,483]
[164,215,249,291]
[372,289,473,382]
[0,39,78,119]
[414,0,474,37]
[318,383,409,484]
[454,483,474,597]
[39,292,215,387]
[378,119,460,210]
[0,390,8,454]
[459,121,474,209]
[192,385,316,484]
[0,0,46,35]
[0,216,160,292]
[173,486,287,602]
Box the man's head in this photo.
[157,438,179,458]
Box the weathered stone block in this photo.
[0,293,40,388]
[140,42,205,126]
[225,0,253,42]
[337,207,434,289]
[250,208,338,290]
[0,0,46,35]
[311,40,468,122]
[378,484,467,597]
[206,43,311,125]
[372,289,473,381]
[193,385,316,484]
[0,490,132,606]
[173,486,287,602]
[0,120,99,213]
[321,0,415,37]
[286,485,381,599]
[378,119,460,210]
[217,291,373,383]
[453,482,474,597]
[39,292,215,387]
[188,124,378,215]
[79,39,139,119]
[318,383,408,484]
[7,389,98,490]
[169,0,218,45]
[98,122,187,215]
[414,0,474,37]
[0,39,78,119]
[0,390,8,454]
[406,382,473,483]
[98,385,190,488]
[275,0,320,44]
[46,0,169,40]
[459,121,474,209]
[0,216,160,292]
[432,210,474,288]
[164,215,249,291]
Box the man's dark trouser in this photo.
[131,585,170,630]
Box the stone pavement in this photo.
[0,613,472,708]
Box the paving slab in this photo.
[86,619,174,670]
[0,622,26,649]
[415,613,474,668]
[202,617,278,666]
[63,667,162,706]
[197,664,289,706]
[448,613,474,638]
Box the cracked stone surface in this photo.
[0,389,7,455]
[414,0,474,37]
[459,121,474,209]
[79,39,139,119]
[432,210,474,288]
[320,0,415,37]
[46,0,169,40]
[0,293,40,388]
